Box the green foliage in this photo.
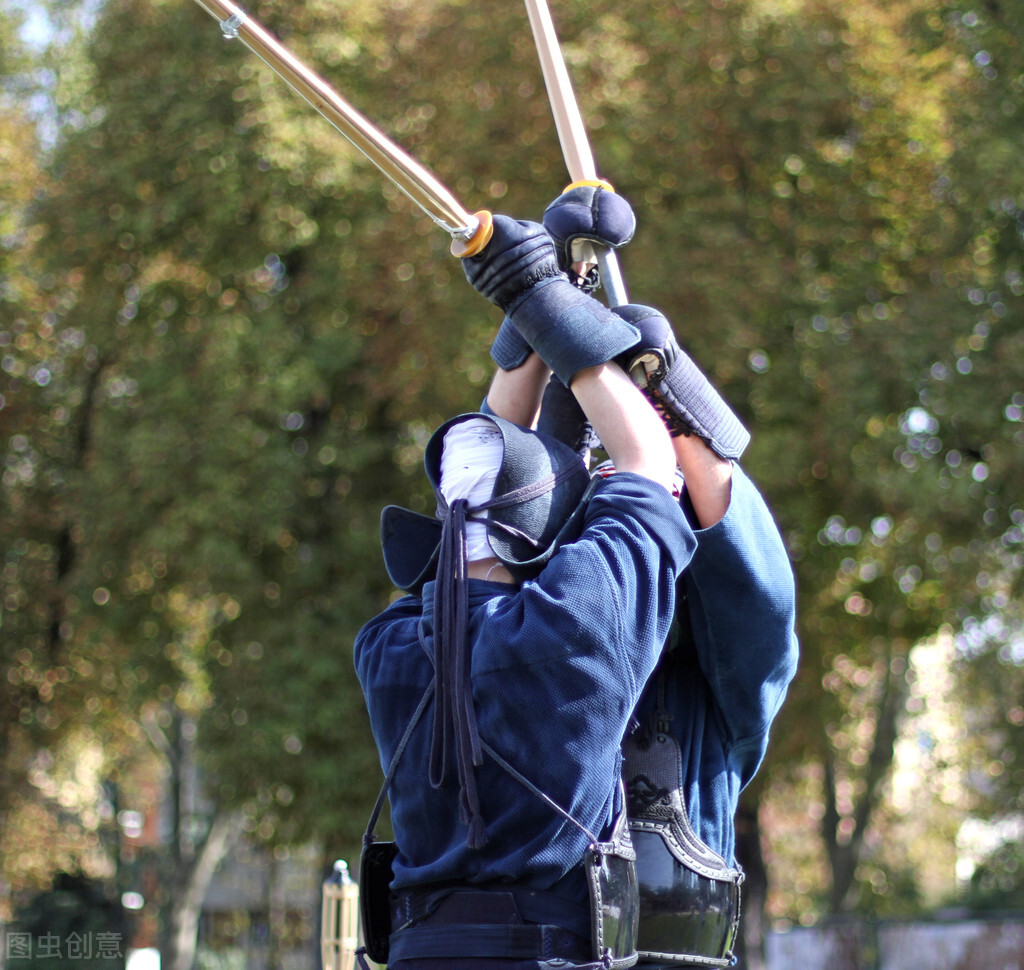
[965,836,1024,912]
[1,0,58,825]
[3,0,1023,933]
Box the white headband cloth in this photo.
[439,417,504,562]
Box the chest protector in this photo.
[623,716,742,968]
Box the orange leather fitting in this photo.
[451,210,494,258]
[564,178,615,193]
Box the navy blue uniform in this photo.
[354,467,797,967]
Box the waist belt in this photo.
[389,888,592,963]
[392,883,591,936]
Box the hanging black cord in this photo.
[429,497,487,848]
[424,457,581,850]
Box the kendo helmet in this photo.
[380,412,594,592]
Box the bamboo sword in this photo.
[523,0,629,306]
[189,0,493,257]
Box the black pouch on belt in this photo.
[359,839,398,965]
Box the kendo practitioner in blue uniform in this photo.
[535,188,800,968]
[354,193,798,969]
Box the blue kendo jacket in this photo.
[354,466,797,917]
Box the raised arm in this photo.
[671,432,733,528]
[483,351,550,429]
[569,363,675,491]
[464,216,676,492]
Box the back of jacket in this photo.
[355,473,695,910]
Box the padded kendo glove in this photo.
[544,182,636,292]
[613,304,751,460]
[530,185,634,452]
[488,185,636,372]
[464,216,638,386]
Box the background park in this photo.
[2,0,1023,966]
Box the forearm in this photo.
[484,353,551,427]
[570,363,676,492]
[673,434,733,528]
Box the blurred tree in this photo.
[537,0,1024,935]
[5,0,518,960]
[934,0,1024,909]
[965,836,1024,911]
[0,0,89,917]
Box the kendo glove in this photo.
[478,218,558,372]
[463,215,638,386]
[489,316,532,371]
[612,304,751,460]
[487,187,636,371]
[543,182,636,292]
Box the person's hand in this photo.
[613,304,750,460]
[543,183,636,290]
[489,316,532,372]
[462,215,637,386]
[462,216,562,313]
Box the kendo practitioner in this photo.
[354,197,797,969]
[533,186,799,968]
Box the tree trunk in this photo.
[734,796,768,970]
[145,710,245,970]
[164,809,244,970]
[268,853,285,970]
[822,653,908,913]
